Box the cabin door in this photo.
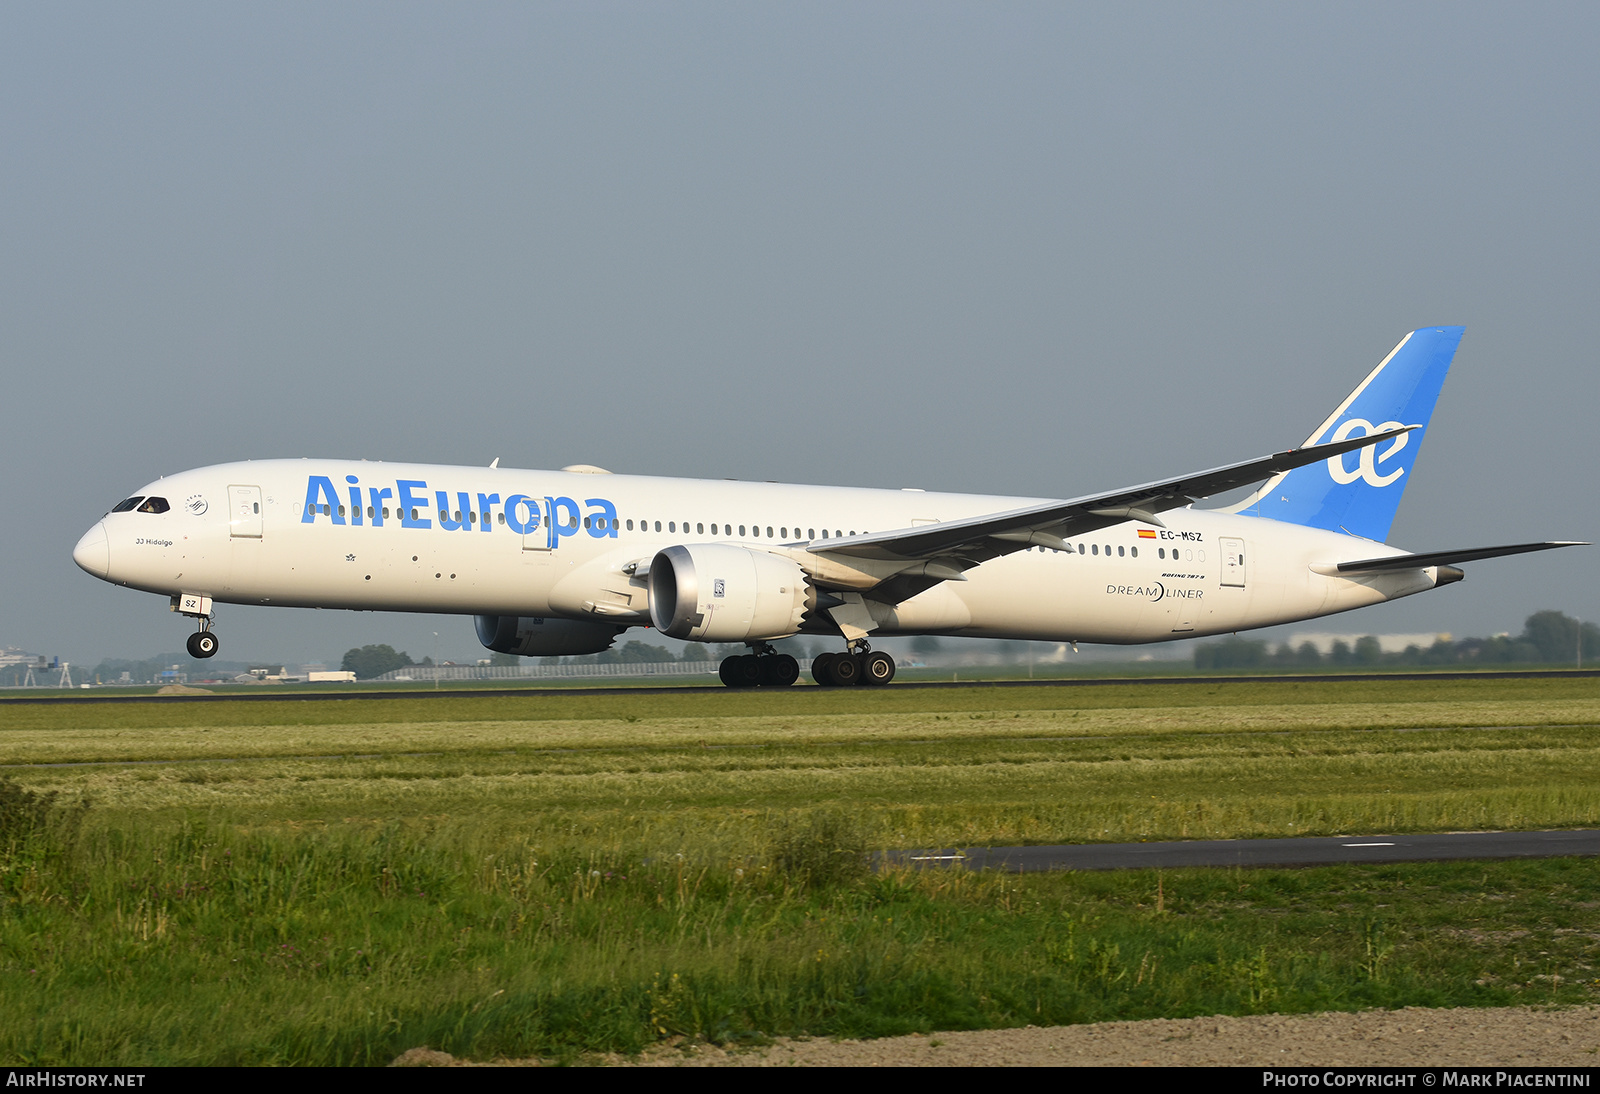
[1220,537,1245,588]
[228,485,263,538]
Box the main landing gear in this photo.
[718,643,801,688]
[717,641,897,688]
[811,641,895,687]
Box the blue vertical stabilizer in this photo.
[1229,327,1463,542]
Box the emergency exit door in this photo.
[1220,537,1245,587]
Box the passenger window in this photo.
[697,523,704,534]
[111,497,144,513]
[1118,546,1125,557]
[654,521,662,532]
[739,525,746,536]
[1130,546,1137,558]
[1091,544,1098,555]
[808,528,815,539]
[583,517,592,529]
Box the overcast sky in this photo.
[4,2,1596,667]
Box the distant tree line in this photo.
[1194,611,1600,671]
[50,608,1598,686]
[340,644,435,679]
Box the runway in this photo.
[888,828,1600,872]
[4,667,1597,705]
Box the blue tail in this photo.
[1231,326,1464,542]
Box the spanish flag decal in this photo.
[1137,529,1158,539]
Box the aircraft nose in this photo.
[73,522,109,578]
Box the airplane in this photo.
[72,326,1581,687]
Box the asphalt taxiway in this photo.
[889,829,1600,871]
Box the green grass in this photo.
[1,677,1598,1064]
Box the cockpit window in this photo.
[136,497,170,514]
[110,497,144,513]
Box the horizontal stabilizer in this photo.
[1327,541,1587,575]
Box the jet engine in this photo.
[473,615,624,657]
[648,544,810,642]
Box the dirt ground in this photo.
[391,1004,1600,1067]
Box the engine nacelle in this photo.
[648,544,809,642]
[473,615,623,657]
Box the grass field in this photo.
[2,677,1599,1063]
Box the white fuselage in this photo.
[74,459,1443,645]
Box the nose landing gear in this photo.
[172,593,219,659]
[811,641,895,687]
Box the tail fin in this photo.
[1229,326,1464,541]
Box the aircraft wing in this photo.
[1326,541,1588,575]
[806,427,1416,568]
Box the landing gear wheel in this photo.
[759,654,800,687]
[187,631,218,659]
[862,651,896,685]
[829,653,861,686]
[811,652,838,686]
[719,655,762,687]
